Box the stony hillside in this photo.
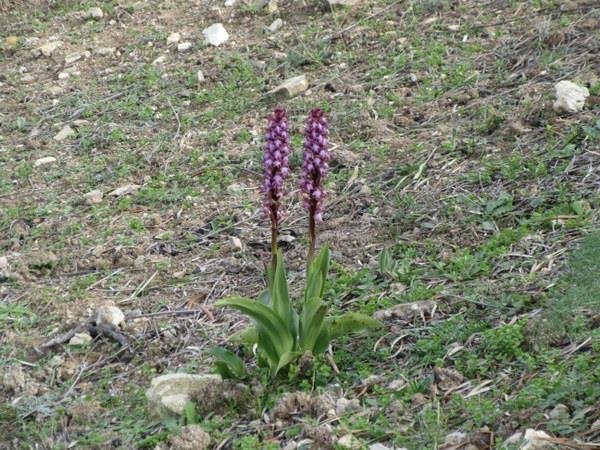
[1,0,599,449]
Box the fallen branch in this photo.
[40,322,132,353]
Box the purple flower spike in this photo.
[261,108,291,269]
[299,108,330,260]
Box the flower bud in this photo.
[299,109,330,222]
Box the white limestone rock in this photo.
[203,23,229,47]
[268,74,308,99]
[267,18,283,33]
[109,184,140,197]
[84,190,103,205]
[177,42,192,52]
[92,47,116,56]
[96,305,125,328]
[69,333,93,346]
[53,125,75,141]
[329,0,361,6]
[146,373,223,417]
[166,32,181,46]
[34,157,57,167]
[34,41,63,57]
[85,7,104,20]
[553,80,589,113]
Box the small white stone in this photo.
[197,70,205,83]
[226,183,244,194]
[230,236,243,251]
[96,305,125,328]
[523,429,552,450]
[34,157,57,167]
[47,86,65,96]
[337,434,361,449]
[553,80,589,113]
[35,41,63,57]
[21,74,35,84]
[177,42,192,52]
[358,181,371,195]
[502,432,523,448]
[279,234,295,244]
[267,0,278,13]
[387,379,406,391]
[202,23,229,47]
[152,55,167,66]
[53,125,75,141]
[444,431,467,446]
[335,397,360,414]
[328,0,361,6]
[93,47,116,56]
[549,403,569,419]
[267,18,283,33]
[64,53,80,64]
[173,269,186,279]
[109,184,140,197]
[23,37,40,48]
[268,74,308,99]
[85,7,104,19]
[225,0,237,5]
[84,190,103,205]
[369,444,392,450]
[58,72,70,80]
[69,333,93,346]
[0,256,8,270]
[166,32,181,46]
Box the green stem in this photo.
[271,207,278,272]
[308,205,316,264]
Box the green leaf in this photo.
[290,306,299,344]
[208,347,246,379]
[299,297,328,352]
[304,269,323,304]
[266,263,275,292]
[315,246,330,297]
[272,250,292,325]
[257,289,271,306]
[313,327,330,355]
[307,246,330,300]
[275,351,302,374]
[229,326,258,344]
[217,297,294,363]
[213,361,235,379]
[257,327,282,369]
[326,313,383,340]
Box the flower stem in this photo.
[308,204,316,263]
[271,208,279,271]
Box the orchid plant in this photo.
[213,108,382,378]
